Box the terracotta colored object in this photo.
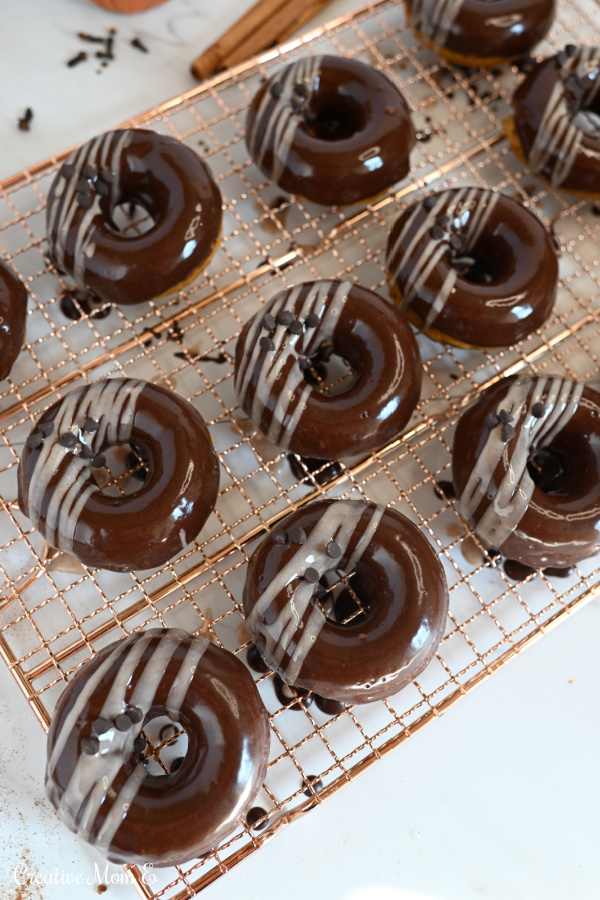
[90,0,170,13]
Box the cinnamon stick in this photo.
[191,0,335,81]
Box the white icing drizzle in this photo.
[246,499,383,684]
[26,379,146,554]
[47,628,208,853]
[527,47,600,186]
[458,376,583,548]
[47,130,131,283]
[409,0,468,45]
[386,187,499,326]
[247,57,322,183]
[235,280,350,450]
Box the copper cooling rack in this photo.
[2,1,600,897]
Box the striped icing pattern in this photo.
[386,188,499,326]
[459,376,583,548]
[235,280,351,450]
[246,500,384,684]
[527,47,600,186]
[46,130,131,284]
[247,57,322,184]
[46,628,208,853]
[26,379,146,554]
[409,0,467,44]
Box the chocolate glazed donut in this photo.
[17,378,220,571]
[45,628,270,866]
[386,188,558,348]
[0,259,27,380]
[234,280,422,460]
[246,55,415,206]
[46,128,223,305]
[506,46,600,196]
[405,0,555,67]
[452,375,600,568]
[243,499,449,703]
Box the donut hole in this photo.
[317,570,368,626]
[140,713,189,777]
[110,199,156,237]
[456,231,506,285]
[303,342,358,396]
[91,442,149,496]
[527,445,569,494]
[304,93,367,141]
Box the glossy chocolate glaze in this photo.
[405,0,555,65]
[386,188,557,348]
[45,628,270,866]
[17,378,220,571]
[452,375,600,568]
[246,55,415,206]
[46,128,222,305]
[511,46,600,195]
[234,280,422,460]
[0,259,27,381]
[242,499,449,703]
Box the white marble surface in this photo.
[0,1,599,899]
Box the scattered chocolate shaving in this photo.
[259,336,275,352]
[77,32,106,43]
[131,37,148,53]
[67,51,88,67]
[531,402,546,418]
[304,567,320,583]
[17,107,33,131]
[26,432,43,449]
[289,526,307,545]
[58,432,77,448]
[114,713,133,731]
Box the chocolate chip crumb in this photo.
[304,567,320,583]
[288,319,303,335]
[58,432,78,448]
[26,432,44,449]
[114,713,133,732]
[270,82,284,99]
[289,526,307,545]
[484,412,499,430]
[262,313,276,331]
[91,717,111,734]
[39,422,54,436]
[327,541,342,558]
[501,423,516,442]
[430,224,445,241]
[131,37,148,53]
[531,402,546,418]
[92,454,106,468]
[277,309,294,326]
[67,51,88,68]
[259,336,275,352]
[17,107,33,132]
[273,531,287,544]
[81,736,100,755]
[305,313,320,328]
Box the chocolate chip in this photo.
[290,97,304,112]
[565,44,577,57]
[99,168,115,184]
[293,83,308,99]
[305,313,320,328]
[314,584,327,598]
[79,445,95,460]
[277,309,294,326]
[39,421,54,436]
[430,224,445,241]
[450,234,465,250]
[289,526,307,544]
[82,164,95,180]
[270,81,284,98]
[81,736,100,755]
[436,215,450,227]
[501,423,516,442]
[288,320,303,335]
[259,336,275,352]
[125,705,143,724]
[298,357,312,370]
[133,735,147,755]
[75,177,90,194]
[484,413,499,430]
[131,37,148,53]
[304,567,320,583]
[498,409,514,425]
[92,454,106,468]
[170,757,184,774]
[531,402,546,418]
[114,713,133,731]
[58,432,77,448]
[262,313,276,331]
[77,192,93,208]
[26,432,44,449]
[327,541,342,558]
[95,179,110,197]
[422,195,438,209]
[273,531,288,544]
[82,418,99,433]
[59,162,76,179]
[91,717,111,735]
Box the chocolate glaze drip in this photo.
[273,674,314,711]
[0,260,27,381]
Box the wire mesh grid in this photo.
[1,0,600,896]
